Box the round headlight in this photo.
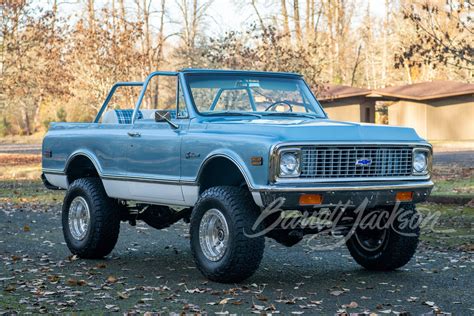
[280,152,300,176]
[413,151,427,173]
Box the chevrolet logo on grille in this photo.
[355,158,372,166]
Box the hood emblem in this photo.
[355,158,372,166]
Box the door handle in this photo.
[127,131,141,137]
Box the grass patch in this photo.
[0,154,42,180]
[418,203,474,250]
[0,180,64,204]
[0,165,41,181]
[0,294,29,314]
[431,176,474,197]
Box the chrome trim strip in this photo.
[252,181,434,192]
[101,174,197,186]
[44,167,197,186]
[42,169,65,175]
[275,175,430,184]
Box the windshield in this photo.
[185,74,326,118]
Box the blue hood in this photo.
[200,117,425,143]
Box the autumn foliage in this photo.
[0,0,472,135]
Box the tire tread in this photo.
[62,177,120,259]
[190,186,265,283]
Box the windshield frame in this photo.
[183,72,327,119]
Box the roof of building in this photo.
[370,80,474,101]
[318,84,371,101]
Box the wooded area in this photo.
[1,0,472,135]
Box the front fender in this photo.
[197,149,258,189]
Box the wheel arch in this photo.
[196,153,253,195]
[65,151,102,185]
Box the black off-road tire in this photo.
[346,204,420,271]
[62,178,120,259]
[190,186,265,283]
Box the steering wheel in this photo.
[264,101,293,112]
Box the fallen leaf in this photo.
[106,276,118,283]
[342,301,358,309]
[67,279,86,286]
[256,294,268,301]
[105,304,119,311]
[252,304,265,311]
[185,287,206,294]
[47,275,60,283]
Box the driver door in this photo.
[125,74,189,204]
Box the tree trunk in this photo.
[87,0,95,31]
[281,0,290,36]
[251,0,265,30]
[20,104,31,135]
[305,0,310,36]
[293,0,302,45]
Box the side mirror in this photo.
[155,110,179,129]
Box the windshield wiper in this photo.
[260,112,318,119]
[204,111,262,118]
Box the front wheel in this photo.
[346,204,420,271]
[62,178,120,259]
[190,186,265,283]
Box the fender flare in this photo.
[64,150,103,176]
[196,151,256,190]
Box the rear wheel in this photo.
[62,178,120,259]
[346,204,420,270]
[190,186,265,283]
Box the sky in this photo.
[41,0,387,38]
[206,0,386,35]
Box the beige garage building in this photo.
[319,81,474,141]
[318,85,374,123]
[376,81,474,140]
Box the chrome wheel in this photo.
[68,196,90,241]
[199,208,229,261]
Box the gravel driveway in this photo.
[0,144,41,155]
[1,203,472,314]
[433,150,474,167]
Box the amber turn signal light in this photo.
[396,191,413,202]
[299,194,323,205]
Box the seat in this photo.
[101,109,177,124]
[102,109,143,124]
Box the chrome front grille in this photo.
[300,146,413,178]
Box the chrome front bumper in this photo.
[252,181,434,209]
